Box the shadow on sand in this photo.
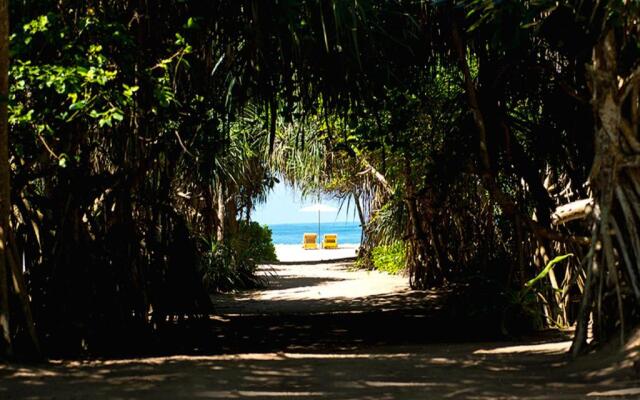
[1,261,639,399]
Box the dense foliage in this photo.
[0,0,639,359]
[368,242,406,275]
[2,1,280,357]
[250,0,640,352]
[200,221,276,293]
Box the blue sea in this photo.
[266,222,362,245]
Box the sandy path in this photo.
[211,262,426,315]
[275,244,359,263]
[2,261,639,399]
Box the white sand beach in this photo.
[275,243,359,263]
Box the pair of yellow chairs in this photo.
[303,233,338,249]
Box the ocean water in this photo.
[266,222,362,245]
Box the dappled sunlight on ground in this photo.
[212,263,421,315]
[473,341,572,355]
[2,260,639,399]
[2,342,637,399]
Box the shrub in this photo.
[199,221,276,293]
[370,241,406,274]
[231,221,278,264]
[199,240,260,293]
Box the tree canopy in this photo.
[1,0,639,359]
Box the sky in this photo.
[251,181,359,225]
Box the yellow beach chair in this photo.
[302,233,318,249]
[322,234,338,249]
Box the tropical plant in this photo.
[1,0,639,360]
[369,242,406,275]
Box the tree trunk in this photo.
[403,156,442,288]
[352,190,366,234]
[572,30,640,355]
[359,155,393,196]
[451,22,517,219]
[0,0,11,358]
[223,180,239,238]
[216,181,225,242]
[202,186,215,237]
[6,232,40,355]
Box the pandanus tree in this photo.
[0,0,40,359]
[0,0,10,357]
[2,0,640,358]
[3,1,281,355]
[428,0,640,352]
[568,1,640,354]
[227,0,640,346]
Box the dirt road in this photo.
[1,262,639,399]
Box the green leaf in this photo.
[525,254,574,288]
[98,117,112,128]
[175,33,185,46]
[88,44,103,54]
[112,111,124,122]
[69,100,87,111]
[55,82,66,94]
[58,154,68,168]
[123,84,139,97]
